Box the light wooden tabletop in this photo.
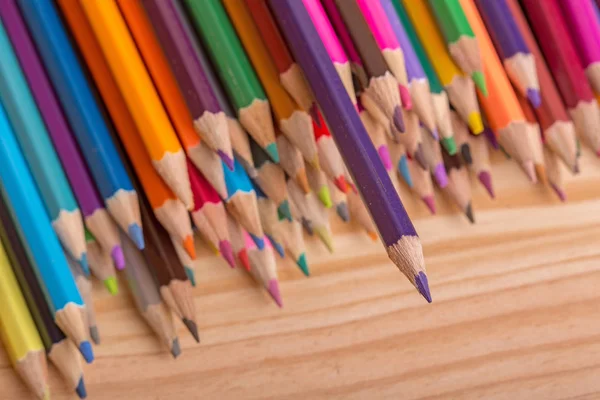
[1,149,600,400]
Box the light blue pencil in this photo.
[17,0,143,249]
[0,100,94,364]
[0,19,88,272]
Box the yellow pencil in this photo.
[0,238,49,400]
[401,0,483,135]
[79,0,193,209]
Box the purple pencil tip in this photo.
[219,240,236,268]
[551,183,567,202]
[111,246,125,270]
[414,271,432,303]
[483,127,499,150]
[218,150,235,171]
[430,127,439,140]
[526,88,542,108]
[393,106,405,133]
[434,163,449,188]
[477,171,495,199]
[422,196,436,215]
[377,145,393,171]
[267,279,283,308]
[413,144,427,170]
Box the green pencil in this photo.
[182,0,279,162]
[426,0,487,95]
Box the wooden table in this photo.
[2,149,600,400]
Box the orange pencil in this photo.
[460,0,538,182]
[57,0,195,259]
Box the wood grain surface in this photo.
[2,149,600,399]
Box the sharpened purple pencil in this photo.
[0,2,124,269]
[269,0,431,302]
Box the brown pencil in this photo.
[544,145,566,202]
[347,189,377,240]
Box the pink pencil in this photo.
[559,0,600,94]
[244,230,282,307]
[356,0,412,109]
[303,0,356,105]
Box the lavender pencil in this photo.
[270,0,431,302]
[0,2,124,270]
[474,0,541,107]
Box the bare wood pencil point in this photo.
[227,191,264,239]
[152,150,194,210]
[16,351,48,400]
[154,198,195,259]
[334,63,357,105]
[569,100,600,154]
[238,99,277,158]
[280,64,315,111]
[52,209,87,264]
[53,302,89,360]
[193,111,233,165]
[280,110,319,168]
[48,339,82,393]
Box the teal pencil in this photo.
[0,101,93,364]
[0,19,87,271]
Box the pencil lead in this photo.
[111,245,126,270]
[522,161,537,183]
[104,276,119,295]
[308,156,320,170]
[267,279,283,308]
[367,231,378,241]
[238,249,251,271]
[429,127,439,141]
[218,149,235,171]
[336,202,350,222]
[75,377,87,399]
[89,326,100,345]
[465,203,475,224]
[377,145,393,171]
[573,160,580,174]
[483,126,499,149]
[128,223,145,250]
[182,318,200,343]
[472,71,488,97]
[433,163,449,188]
[392,106,405,133]
[185,267,196,287]
[297,170,311,193]
[397,155,412,188]
[79,253,90,276]
[250,233,265,250]
[277,200,293,221]
[79,341,94,364]
[317,186,333,208]
[333,175,349,193]
[297,253,310,276]
[413,144,428,170]
[171,338,181,359]
[301,218,313,235]
[265,142,280,163]
[414,271,432,303]
[422,196,436,215]
[535,164,547,185]
[441,136,457,155]
[314,226,334,253]
[267,235,285,258]
[42,386,50,400]
[551,183,567,202]
[219,240,236,268]
[467,111,484,135]
[399,85,412,110]
[526,88,542,108]
[460,143,473,165]
[182,235,196,259]
[477,171,495,199]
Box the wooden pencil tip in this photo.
[182,318,200,343]
[414,272,432,303]
[182,236,196,260]
[171,338,181,359]
[268,279,283,308]
[75,377,87,399]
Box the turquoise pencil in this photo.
[17,0,143,249]
[0,19,88,272]
[0,101,94,364]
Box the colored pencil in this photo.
[427,0,487,94]
[170,238,197,287]
[187,159,236,268]
[226,214,252,271]
[327,177,350,222]
[0,3,124,270]
[0,101,93,363]
[468,131,494,198]
[392,0,457,153]
[86,231,118,295]
[249,138,292,221]
[442,147,474,223]
[359,106,393,172]
[0,201,85,399]
[518,94,547,183]
[139,0,234,170]
[505,0,579,172]
[253,186,286,258]
[229,123,256,177]
[313,109,349,192]
[559,0,600,95]
[79,0,192,210]
[408,157,437,215]
[306,163,333,209]
[276,134,311,194]
[544,145,566,202]
[245,0,314,112]
[401,0,483,135]
[224,0,319,168]
[0,236,49,400]
[304,0,357,105]
[452,110,473,167]
[421,126,449,188]
[138,189,199,343]
[245,231,283,307]
[521,0,600,155]
[66,256,98,346]
[381,0,437,136]
[329,0,405,134]
[0,18,87,271]
[182,0,279,163]
[256,196,285,252]
[347,189,378,240]
[271,0,431,302]
[474,0,540,107]
[460,0,538,183]
[120,232,180,357]
[390,141,413,189]
[279,218,310,276]
[19,0,143,249]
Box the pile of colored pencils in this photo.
[0,0,596,397]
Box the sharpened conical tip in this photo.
[268,279,283,308]
[414,144,428,170]
[278,200,293,221]
[472,71,488,96]
[441,136,457,155]
[219,241,236,268]
[393,106,405,133]
[238,249,251,271]
[297,253,310,276]
[399,85,412,110]
[467,112,484,134]
[297,170,311,193]
[522,161,537,183]
[367,231,378,241]
[317,186,332,208]
[75,377,87,399]
[477,171,495,199]
[535,164,547,185]
[336,202,350,222]
[183,236,196,259]
[465,203,475,224]
[334,176,349,193]
[398,155,413,188]
[422,196,436,215]
[171,338,181,358]
[103,276,118,295]
[415,271,432,303]
[182,318,200,343]
[128,224,145,249]
[79,253,90,276]
[265,142,279,163]
[111,246,125,270]
[250,233,265,249]
[377,145,393,171]
[551,183,567,202]
[430,127,439,140]
[79,341,94,364]
[267,235,285,258]
[314,226,334,253]
[184,267,196,286]
[218,149,235,171]
[526,88,542,108]
[434,163,448,188]
[461,143,473,165]
[89,326,100,345]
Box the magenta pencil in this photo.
[0,2,124,268]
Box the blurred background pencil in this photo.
[86,231,118,295]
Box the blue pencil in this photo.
[16,0,143,249]
[223,158,265,248]
[0,19,88,272]
[0,100,94,363]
